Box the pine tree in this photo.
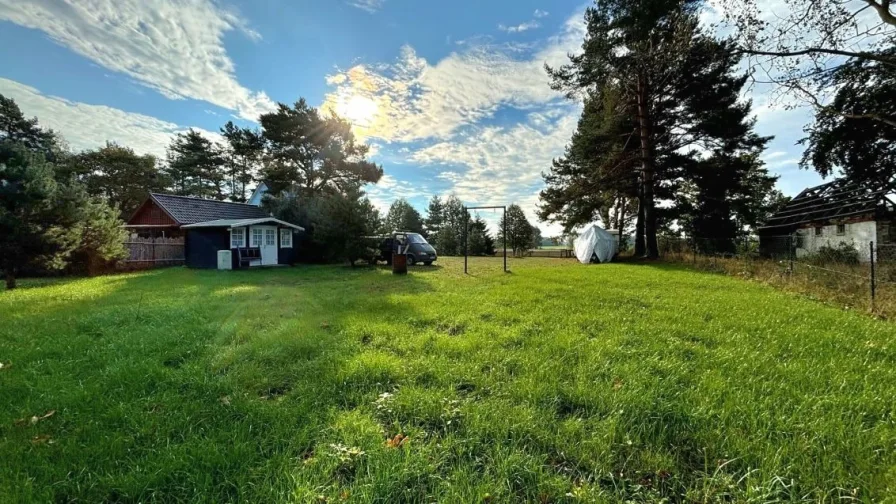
[497,204,535,256]
[384,198,425,234]
[0,142,110,288]
[467,215,496,256]
[0,94,58,157]
[221,121,264,202]
[65,143,167,218]
[545,1,772,255]
[69,197,128,275]
[259,99,382,197]
[165,129,225,199]
[433,195,466,256]
[424,195,444,238]
[306,187,381,265]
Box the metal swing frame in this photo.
[463,205,508,274]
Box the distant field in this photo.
[2,257,895,502]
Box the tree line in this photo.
[538,0,894,257]
[0,94,388,286]
[1,95,128,289]
[377,196,540,257]
[1,90,544,286]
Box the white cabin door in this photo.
[251,226,278,266]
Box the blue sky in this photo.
[0,0,824,235]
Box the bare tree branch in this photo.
[739,47,896,66]
[789,78,896,128]
[864,0,896,27]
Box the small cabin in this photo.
[758,177,895,261]
[126,193,303,269]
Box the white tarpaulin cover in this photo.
[574,224,618,264]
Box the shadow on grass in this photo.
[0,265,435,503]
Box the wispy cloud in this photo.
[321,11,587,232]
[348,0,385,13]
[498,9,550,34]
[0,0,274,121]
[498,21,540,33]
[411,107,579,228]
[0,78,218,158]
[365,174,428,213]
[322,13,585,142]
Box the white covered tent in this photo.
[574,224,618,264]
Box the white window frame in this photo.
[280,228,293,248]
[265,228,276,247]
[230,227,245,248]
[251,228,263,247]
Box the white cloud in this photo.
[322,11,585,142]
[411,106,580,233]
[0,78,217,158]
[319,10,588,233]
[534,9,550,18]
[348,0,385,13]
[365,174,427,213]
[499,21,540,33]
[0,0,274,121]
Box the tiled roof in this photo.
[150,193,269,225]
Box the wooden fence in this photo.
[123,236,185,267]
[525,248,575,258]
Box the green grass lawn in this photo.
[2,258,895,503]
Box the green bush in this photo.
[811,242,861,265]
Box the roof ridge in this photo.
[150,193,260,207]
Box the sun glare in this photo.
[337,94,378,126]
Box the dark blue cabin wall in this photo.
[278,230,297,265]
[185,225,298,269]
[184,228,230,269]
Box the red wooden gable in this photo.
[128,199,178,226]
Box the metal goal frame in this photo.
[463,205,507,274]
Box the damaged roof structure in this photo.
[758,176,896,260]
[760,177,896,233]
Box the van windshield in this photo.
[407,233,428,244]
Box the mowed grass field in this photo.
[2,258,896,503]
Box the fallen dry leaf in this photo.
[385,433,408,449]
[612,378,623,390]
[30,410,56,425]
[219,395,231,406]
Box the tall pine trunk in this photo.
[635,195,646,256]
[636,74,659,258]
[5,269,16,290]
[616,197,626,254]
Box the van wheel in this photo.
[408,255,416,266]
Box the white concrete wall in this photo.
[795,221,877,261]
